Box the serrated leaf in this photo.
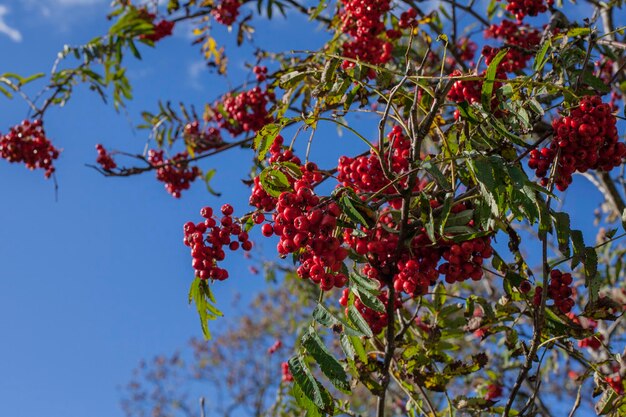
[259,167,291,197]
[312,303,364,337]
[288,355,333,410]
[188,278,223,340]
[347,305,374,337]
[533,40,551,72]
[567,27,592,37]
[350,271,381,292]
[554,212,571,257]
[481,49,508,111]
[353,287,385,313]
[571,229,585,269]
[302,328,351,393]
[254,123,282,161]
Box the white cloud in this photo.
[0,5,22,42]
[188,60,207,90]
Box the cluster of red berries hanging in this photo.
[439,236,493,284]
[183,121,224,153]
[253,66,268,82]
[214,87,274,136]
[484,384,503,401]
[505,0,552,21]
[95,144,117,171]
[338,0,392,77]
[533,269,574,314]
[184,204,252,281]
[281,362,293,382]
[212,0,242,26]
[138,11,174,42]
[483,20,541,73]
[148,150,200,198]
[0,119,60,178]
[528,95,625,191]
[338,126,429,209]
[448,69,506,118]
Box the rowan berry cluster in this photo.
[483,20,541,72]
[183,204,252,281]
[138,12,174,42]
[95,144,117,171]
[281,362,293,382]
[338,126,425,208]
[267,339,282,354]
[272,188,349,291]
[338,0,392,77]
[214,87,274,136]
[575,316,603,350]
[0,119,60,178]
[448,70,505,108]
[505,0,552,21]
[398,8,418,28]
[485,384,503,401]
[439,236,493,284]
[183,121,224,152]
[253,66,268,82]
[533,269,574,313]
[148,150,200,198]
[528,95,625,191]
[212,0,242,26]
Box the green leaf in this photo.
[254,123,282,161]
[259,167,291,197]
[302,328,351,393]
[533,40,551,72]
[312,303,364,337]
[434,283,446,310]
[481,48,508,111]
[188,278,223,340]
[339,195,373,227]
[584,246,598,290]
[567,27,592,37]
[423,161,451,190]
[203,169,221,196]
[292,383,322,417]
[350,271,381,292]
[288,355,333,410]
[352,287,385,313]
[554,212,571,257]
[347,305,374,338]
[570,229,585,269]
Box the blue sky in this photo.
[0,1,617,416]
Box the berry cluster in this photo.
[183,121,224,152]
[483,20,541,72]
[253,65,268,82]
[338,0,392,78]
[95,144,117,171]
[505,0,552,21]
[0,119,60,178]
[528,96,625,191]
[183,204,252,281]
[448,69,506,113]
[281,362,293,382]
[138,12,175,42]
[267,339,282,355]
[271,187,349,291]
[337,126,428,208]
[533,269,574,313]
[148,150,200,198]
[484,384,503,401]
[212,0,242,26]
[398,8,418,28]
[439,236,492,284]
[214,87,274,136]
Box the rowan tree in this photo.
[1,0,626,416]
